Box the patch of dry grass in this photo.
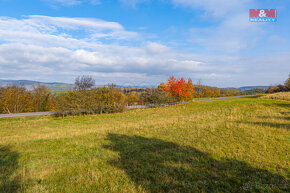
[261,92,290,101]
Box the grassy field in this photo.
[0,96,289,192]
[261,92,290,101]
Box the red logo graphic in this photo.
[249,9,276,18]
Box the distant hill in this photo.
[0,79,73,92]
[221,86,269,91]
[238,86,269,91]
[0,79,270,92]
[0,79,155,91]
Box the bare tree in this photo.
[74,75,95,91]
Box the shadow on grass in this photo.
[237,121,289,130]
[0,146,20,193]
[280,112,290,115]
[244,95,263,99]
[258,116,290,121]
[262,102,290,109]
[104,134,288,192]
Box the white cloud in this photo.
[0,15,138,48]
[0,43,214,84]
[28,15,122,30]
[0,15,287,87]
[146,42,170,54]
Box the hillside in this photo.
[0,97,288,192]
[238,86,269,91]
[0,79,73,92]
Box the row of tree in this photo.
[0,75,247,115]
[0,84,127,115]
[0,85,54,114]
[57,85,127,116]
[240,88,266,95]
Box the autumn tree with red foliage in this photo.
[185,78,195,99]
[163,76,195,100]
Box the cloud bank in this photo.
[0,6,288,87]
[0,15,248,86]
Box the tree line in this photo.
[0,76,127,115]
[0,85,54,114]
[0,75,246,115]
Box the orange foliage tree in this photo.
[157,82,167,91]
[163,76,195,100]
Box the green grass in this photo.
[0,97,289,192]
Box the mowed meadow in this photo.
[0,96,289,192]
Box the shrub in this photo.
[266,75,290,93]
[31,85,51,111]
[0,82,127,116]
[55,85,127,116]
[266,85,289,93]
[0,85,58,114]
[220,89,240,96]
[202,87,220,98]
[0,86,32,114]
[241,88,266,95]
[127,91,139,106]
[140,89,169,105]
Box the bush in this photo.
[0,86,32,113]
[0,83,127,116]
[31,85,51,111]
[266,75,290,93]
[266,85,289,93]
[140,89,169,105]
[0,85,59,114]
[220,89,240,96]
[241,88,266,95]
[55,85,127,116]
[127,91,139,106]
[202,87,220,98]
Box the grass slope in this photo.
[0,97,289,192]
[261,92,290,101]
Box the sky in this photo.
[0,0,289,87]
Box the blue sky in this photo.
[0,0,289,87]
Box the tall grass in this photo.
[261,92,290,101]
